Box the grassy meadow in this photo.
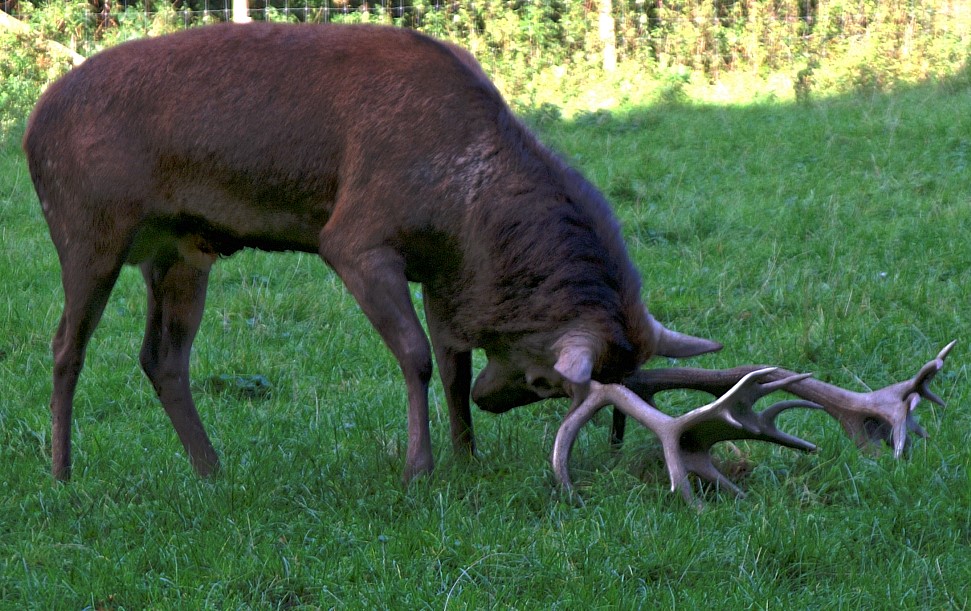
[1,67,970,607]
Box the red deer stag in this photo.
[24,23,953,502]
[24,22,719,483]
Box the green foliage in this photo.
[3,0,970,125]
[0,32,44,133]
[0,0,89,133]
[94,2,201,46]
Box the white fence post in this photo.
[599,0,616,72]
[233,0,251,23]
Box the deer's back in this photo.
[23,23,506,257]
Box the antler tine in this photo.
[676,368,812,432]
[551,384,612,494]
[758,372,815,395]
[661,370,820,503]
[889,340,955,453]
[758,399,824,453]
[675,367,780,429]
[814,340,957,458]
[680,451,746,499]
[914,339,955,407]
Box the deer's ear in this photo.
[554,343,594,385]
[553,339,595,403]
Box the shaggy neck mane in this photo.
[462,109,647,360]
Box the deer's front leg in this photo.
[320,242,434,483]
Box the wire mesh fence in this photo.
[2,0,970,86]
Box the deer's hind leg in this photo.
[139,240,218,477]
[49,247,126,480]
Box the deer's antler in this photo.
[814,339,955,457]
[621,340,956,458]
[552,369,821,508]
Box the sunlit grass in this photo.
[1,73,969,607]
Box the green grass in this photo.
[1,74,970,608]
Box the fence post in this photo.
[233,0,251,23]
[599,0,616,72]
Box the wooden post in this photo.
[599,0,616,72]
[233,0,251,23]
